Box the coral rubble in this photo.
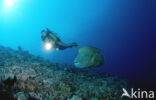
[0,45,129,100]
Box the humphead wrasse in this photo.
[74,46,104,68]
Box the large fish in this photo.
[74,46,104,68]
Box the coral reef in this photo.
[0,45,129,100]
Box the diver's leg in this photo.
[69,42,78,47]
[57,41,70,47]
[58,41,77,48]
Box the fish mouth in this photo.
[74,62,79,65]
[74,62,84,68]
[74,61,80,66]
[74,60,78,64]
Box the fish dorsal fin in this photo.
[91,56,95,64]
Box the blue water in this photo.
[0,0,156,87]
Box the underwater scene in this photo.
[0,0,156,100]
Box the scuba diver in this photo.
[41,28,78,50]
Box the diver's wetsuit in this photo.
[41,29,77,50]
[55,43,68,50]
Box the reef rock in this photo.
[74,46,104,68]
[0,45,130,100]
[15,92,27,100]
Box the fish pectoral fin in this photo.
[91,56,95,64]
